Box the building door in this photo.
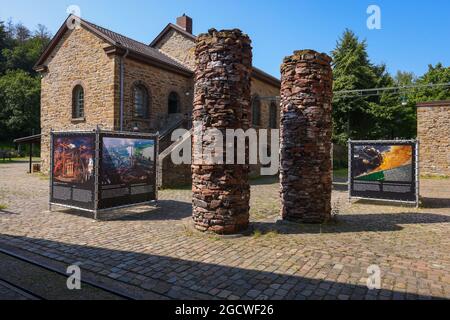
[168,92,180,114]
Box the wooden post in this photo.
[29,142,33,173]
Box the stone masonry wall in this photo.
[40,21,281,188]
[251,78,280,129]
[40,26,116,173]
[154,26,281,184]
[120,58,194,132]
[280,50,333,223]
[192,29,252,234]
[155,27,280,128]
[120,59,193,189]
[153,28,197,70]
[417,102,450,176]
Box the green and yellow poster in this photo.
[350,141,417,203]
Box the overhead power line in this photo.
[333,82,450,99]
[258,82,450,101]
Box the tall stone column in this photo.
[192,29,252,234]
[280,50,333,223]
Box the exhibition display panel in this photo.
[348,140,419,206]
[50,129,158,218]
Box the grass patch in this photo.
[421,174,449,180]
[252,229,263,238]
[253,229,278,239]
[0,157,41,164]
[159,184,192,191]
[333,168,348,178]
[0,204,8,210]
[265,230,279,239]
[35,172,49,181]
[182,224,194,237]
[209,234,221,242]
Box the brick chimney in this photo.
[176,14,193,34]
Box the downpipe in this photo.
[119,48,129,131]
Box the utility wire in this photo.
[258,82,450,101]
[334,82,450,99]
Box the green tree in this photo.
[0,21,10,75]
[331,29,379,144]
[0,70,40,140]
[2,36,49,74]
[332,30,421,142]
[368,67,417,140]
[395,71,415,86]
[1,23,50,75]
[411,63,450,102]
[0,21,51,144]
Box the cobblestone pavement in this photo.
[0,163,449,300]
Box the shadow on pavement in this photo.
[252,212,450,234]
[421,197,450,209]
[55,200,192,221]
[0,234,443,300]
[0,209,19,215]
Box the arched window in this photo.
[252,96,261,127]
[269,102,278,129]
[133,84,149,119]
[72,85,84,119]
[168,91,180,114]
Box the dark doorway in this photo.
[168,92,180,114]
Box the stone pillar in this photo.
[280,50,333,223]
[192,29,252,234]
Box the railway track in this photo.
[0,249,132,300]
[0,277,43,300]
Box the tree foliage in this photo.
[331,30,380,144]
[0,70,41,139]
[331,30,449,145]
[0,20,51,142]
[410,63,450,102]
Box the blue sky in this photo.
[1,0,449,78]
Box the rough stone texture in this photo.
[280,50,333,223]
[251,78,280,129]
[192,29,252,234]
[153,28,197,70]
[120,58,194,133]
[417,102,450,177]
[40,26,117,173]
[153,25,281,128]
[38,24,194,180]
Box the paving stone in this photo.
[0,163,449,300]
[217,290,232,299]
[246,289,262,299]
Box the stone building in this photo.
[35,14,281,186]
[417,100,450,177]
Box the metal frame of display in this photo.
[348,139,419,207]
[49,128,159,219]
